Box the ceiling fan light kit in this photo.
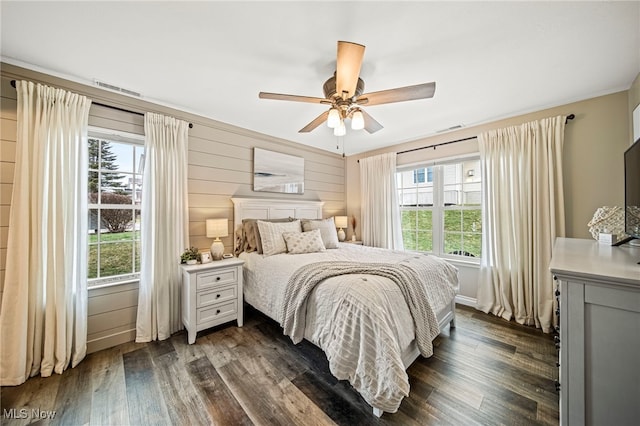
[258,41,436,137]
[351,110,365,130]
[327,108,341,128]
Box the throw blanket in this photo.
[280,257,458,412]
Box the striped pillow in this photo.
[257,220,302,256]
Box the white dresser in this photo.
[181,258,244,344]
[550,238,640,426]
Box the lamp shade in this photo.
[206,219,228,238]
[335,216,348,229]
[333,120,346,136]
[327,108,340,128]
[351,110,364,130]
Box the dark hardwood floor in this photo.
[1,305,559,425]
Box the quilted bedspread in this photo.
[240,244,458,413]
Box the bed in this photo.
[231,197,459,417]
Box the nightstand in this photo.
[344,240,363,245]
[180,258,244,344]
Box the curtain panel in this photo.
[0,81,91,385]
[359,152,404,250]
[136,112,189,342]
[476,115,566,332]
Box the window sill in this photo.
[439,256,481,268]
[88,277,140,291]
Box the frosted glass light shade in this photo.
[206,219,228,238]
[351,110,364,130]
[334,120,346,136]
[327,108,340,128]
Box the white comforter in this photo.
[239,243,458,412]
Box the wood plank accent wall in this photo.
[0,63,346,353]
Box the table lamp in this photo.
[206,218,228,260]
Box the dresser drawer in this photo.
[196,267,238,290]
[197,285,237,308]
[197,300,237,324]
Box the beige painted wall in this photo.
[629,72,640,143]
[0,63,346,352]
[347,90,630,242]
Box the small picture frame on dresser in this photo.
[200,251,212,264]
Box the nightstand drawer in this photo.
[197,300,237,324]
[196,267,238,290]
[197,285,236,308]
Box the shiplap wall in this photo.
[0,63,346,353]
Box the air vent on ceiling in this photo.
[436,124,464,133]
[94,80,141,98]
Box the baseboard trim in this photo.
[455,294,477,307]
[87,329,136,354]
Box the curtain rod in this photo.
[10,79,193,129]
[358,114,575,161]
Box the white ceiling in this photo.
[2,1,639,155]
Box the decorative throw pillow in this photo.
[257,220,301,256]
[283,229,326,254]
[241,217,292,254]
[301,217,340,249]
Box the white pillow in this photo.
[257,220,301,256]
[301,217,340,249]
[283,229,326,254]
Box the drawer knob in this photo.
[216,294,221,299]
[216,277,221,281]
[216,309,221,314]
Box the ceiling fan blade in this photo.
[357,82,436,106]
[361,109,383,134]
[299,110,330,133]
[259,92,329,104]
[336,41,365,99]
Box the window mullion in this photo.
[432,166,444,256]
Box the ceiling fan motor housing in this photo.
[323,75,365,100]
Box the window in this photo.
[413,167,433,184]
[398,157,482,260]
[88,129,144,287]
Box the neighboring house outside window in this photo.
[397,157,482,260]
[88,129,144,287]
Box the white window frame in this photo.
[398,154,482,263]
[87,127,145,288]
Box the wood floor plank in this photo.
[218,357,336,426]
[291,370,374,426]
[49,358,92,426]
[1,305,558,425]
[185,356,253,426]
[0,374,62,426]
[153,350,213,426]
[87,346,129,426]
[122,347,171,425]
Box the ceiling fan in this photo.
[258,41,436,136]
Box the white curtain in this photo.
[136,112,189,342]
[477,115,566,332]
[359,152,404,250]
[0,81,91,385]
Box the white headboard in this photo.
[231,197,325,249]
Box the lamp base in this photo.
[210,240,224,260]
[337,228,346,242]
